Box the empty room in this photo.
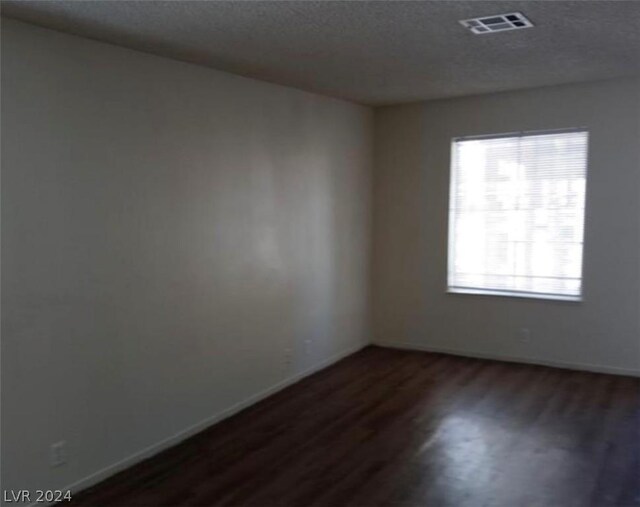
[1,1,639,506]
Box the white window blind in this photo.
[448,129,589,301]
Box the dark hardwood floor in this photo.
[69,346,640,507]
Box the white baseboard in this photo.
[375,341,640,378]
[32,342,367,507]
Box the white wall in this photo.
[1,19,372,499]
[373,78,640,376]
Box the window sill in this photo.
[447,287,582,303]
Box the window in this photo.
[447,129,589,301]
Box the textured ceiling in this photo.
[2,0,639,105]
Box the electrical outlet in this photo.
[304,339,312,354]
[50,441,67,467]
[519,328,531,342]
[283,348,293,366]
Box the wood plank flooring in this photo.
[69,346,640,507]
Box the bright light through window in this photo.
[447,129,589,301]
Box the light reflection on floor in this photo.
[404,411,594,507]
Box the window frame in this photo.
[446,127,589,303]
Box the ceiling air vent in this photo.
[459,12,533,34]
